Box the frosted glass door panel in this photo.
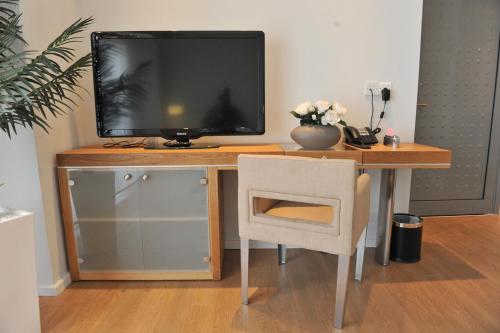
[68,169,143,271]
[138,168,208,218]
[67,167,211,274]
[76,220,143,271]
[138,168,210,271]
[69,169,139,219]
[141,219,210,271]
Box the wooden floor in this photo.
[40,215,500,333]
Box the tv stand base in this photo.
[145,141,220,150]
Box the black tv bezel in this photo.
[91,30,265,140]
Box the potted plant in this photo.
[290,100,348,149]
[0,0,93,217]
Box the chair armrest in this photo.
[352,173,371,250]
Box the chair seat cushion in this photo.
[263,201,333,224]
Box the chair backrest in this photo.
[238,154,358,255]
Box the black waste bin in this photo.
[390,213,423,263]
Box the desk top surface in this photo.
[57,142,451,169]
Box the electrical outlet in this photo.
[364,80,392,96]
[364,80,380,96]
[379,81,392,92]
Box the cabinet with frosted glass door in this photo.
[57,166,217,280]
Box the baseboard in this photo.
[226,238,377,249]
[37,272,71,296]
[366,237,377,247]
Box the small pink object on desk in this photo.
[383,128,400,148]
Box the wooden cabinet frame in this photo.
[57,166,225,281]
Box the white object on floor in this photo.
[0,210,41,333]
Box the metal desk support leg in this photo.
[375,169,397,266]
[278,244,287,264]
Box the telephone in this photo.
[343,126,378,149]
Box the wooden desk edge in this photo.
[56,144,285,167]
[57,143,451,169]
[360,163,451,169]
[344,143,452,167]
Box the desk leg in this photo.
[375,169,397,266]
[278,244,287,264]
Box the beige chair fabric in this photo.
[238,154,371,329]
[238,154,370,256]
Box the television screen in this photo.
[91,31,265,141]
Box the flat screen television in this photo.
[91,31,265,148]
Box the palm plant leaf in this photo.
[0,0,93,137]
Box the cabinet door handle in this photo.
[68,179,75,186]
[142,174,150,182]
[124,173,133,181]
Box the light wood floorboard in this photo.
[40,215,500,332]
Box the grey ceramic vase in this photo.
[290,124,341,150]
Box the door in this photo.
[137,167,211,272]
[410,0,500,215]
[69,169,143,272]
[68,167,211,274]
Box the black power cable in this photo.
[369,87,390,134]
[369,88,375,130]
[103,137,147,148]
[374,100,387,134]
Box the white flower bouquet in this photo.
[290,100,348,127]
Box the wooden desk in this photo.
[57,143,451,280]
[57,142,450,169]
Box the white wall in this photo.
[18,0,423,288]
[19,0,79,294]
[0,130,55,293]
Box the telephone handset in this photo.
[343,126,378,149]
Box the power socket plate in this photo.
[364,80,392,96]
[364,80,380,95]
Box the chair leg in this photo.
[240,238,249,305]
[334,255,351,329]
[355,227,367,282]
[278,244,287,265]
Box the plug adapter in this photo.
[381,88,391,102]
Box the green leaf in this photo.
[0,8,94,137]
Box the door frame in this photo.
[494,38,500,214]
[478,34,500,214]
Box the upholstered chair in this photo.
[238,154,370,329]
